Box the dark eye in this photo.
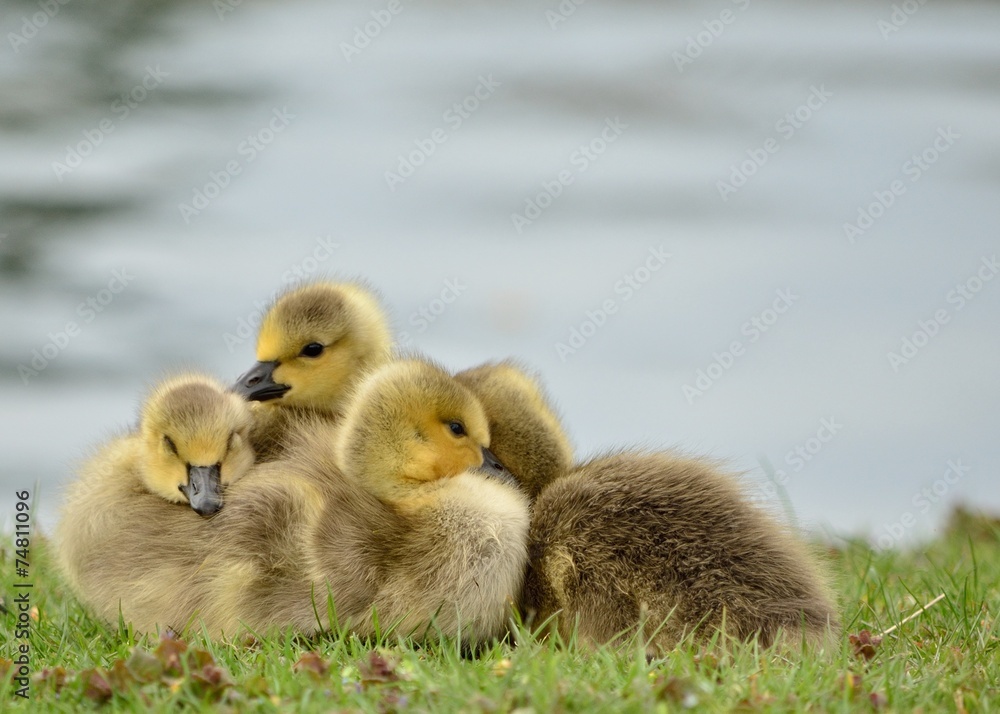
[164,435,178,455]
[300,342,324,358]
[448,421,466,437]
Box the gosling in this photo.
[232,281,393,460]
[55,374,255,630]
[522,451,839,653]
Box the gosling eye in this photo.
[178,484,188,498]
[300,342,324,358]
[164,435,178,455]
[448,421,466,437]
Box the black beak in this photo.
[182,464,224,516]
[232,360,290,402]
[479,447,520,489]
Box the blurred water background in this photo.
[1,0,998,545]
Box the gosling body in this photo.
[523,451,838,651]
[457,364,840,649]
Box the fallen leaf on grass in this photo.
[188,648,220,672]
[125,648,164,683]
[848,630,882,661]
[80,668,113,703]
[106,660,137,691]
[377,687,409,714]
[359,651,401,687]
[839,673,885,709]
[693,651,719,672]
[731,674,777,711]
[243,675,272,698]
[293,651,330,679]
[652,675,698,708]
[0,658,12,680]
[191,662,234,697]
[32,667,68,694]
[840,672,863,694]
[154,633,189,675]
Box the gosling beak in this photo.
[183,464,224,516]
[479,447,520,489]
[232,360,290,401]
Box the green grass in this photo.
[1,511,998,713]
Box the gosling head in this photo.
[232,282,392,413]
[139,374,255,516]
[455,360,574,498]
[333,360,505,503]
